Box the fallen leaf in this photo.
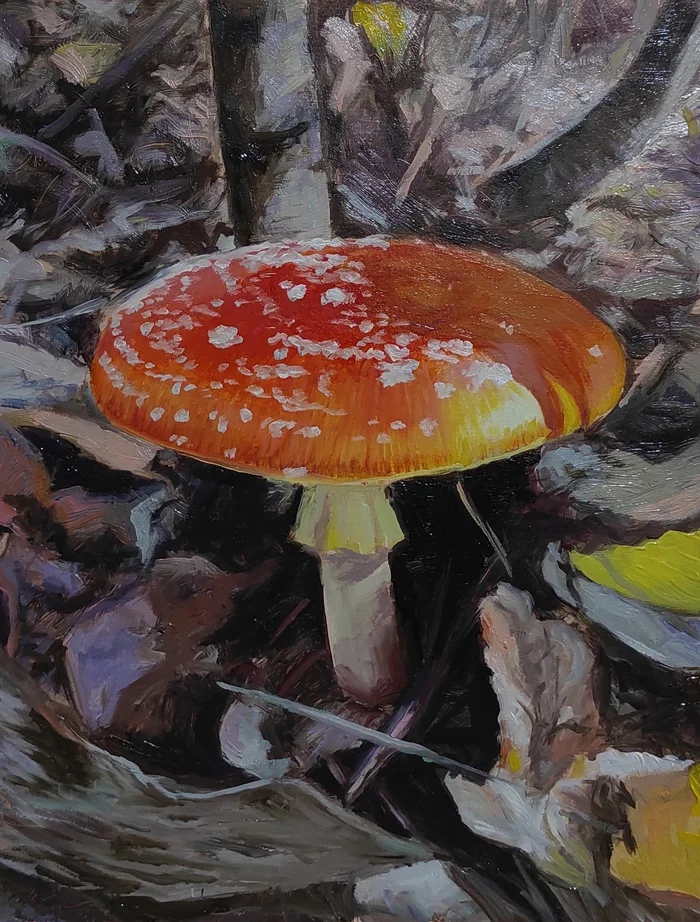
[571,528,700,614]
[445,584,690,890]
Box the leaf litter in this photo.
[3,0,700,920]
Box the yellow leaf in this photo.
[612,765,700,901]
[351,2,408,61]
[683,105,700,138]
[570,528,700,614]
[51,42,120,86]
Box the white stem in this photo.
[319,548,406,705]
[294,484,407,705]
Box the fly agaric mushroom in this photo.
[90,237,626,705]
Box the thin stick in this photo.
[218,680,518,788]
[455,478,513,577]
[37,0,203,142]
[0,128,98,189]
[593,341,681,432]
[0,297,108,330]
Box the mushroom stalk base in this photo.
[294,484,407,706]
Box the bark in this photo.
[209,0,332,243]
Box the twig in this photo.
[395,105,446,203]
[218,680,512,787]
[455,478,512,577]
[592,341,682,433]
[478,0,700,222]
[219,680,623,840]
[276,649,328,698]
[270,599,310,643]
[343,558,503,805]
[324,755,415,836]
[0,297,108,330]
[0,128,98,189]
[37,0,203,142]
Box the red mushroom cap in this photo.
[91,237,626,483]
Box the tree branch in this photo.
[477,0,700,224]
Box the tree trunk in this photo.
[209,0,332,243]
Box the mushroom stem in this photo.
[293,483,407,706]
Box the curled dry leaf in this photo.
[0,336,86,410]
[533,435,700,545]
[62,553,274,737]
[219,700,291,781]
[445,584,690,890]
[544,542,700,672]
[354,860,487,922]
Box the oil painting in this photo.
[2,1,700,920]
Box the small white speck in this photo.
[419,418,438,437]
[224,448,237,460]
[283,466,308,478]
[318,372,333,397]
[184,384,196,392]
[169,435,188,447]
[359,320,374,334]
[254,364,308,380]
[286,284,307,301]
[339,270,367,285]
[274,348,289,360]
[297,426,321,438]
[321,287,351,306]
[140,322,154,336]
[174,409,190,423]
[385,343,410,361]
[172,382,182,395]
[390,420,406,430]
[377,432,391,444]
[208,325,243,348]
[209,410,218,420]
[211,299,224,308]
[368,418,379,426]
[351,435,366,442]
[588,344,603,357]
[499,321,514,335]
[395,333,419,347]
[246,385,267,397]
[240,407,253,423]
[378,359,419,387]
[218,363,230,372]
[180,276,192,288]
[150,407,165,421]
[210,381,224,390]
[435,382,456,399]
[463,360,513,390]
[268,420,296,438]
[217,416,229,433]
